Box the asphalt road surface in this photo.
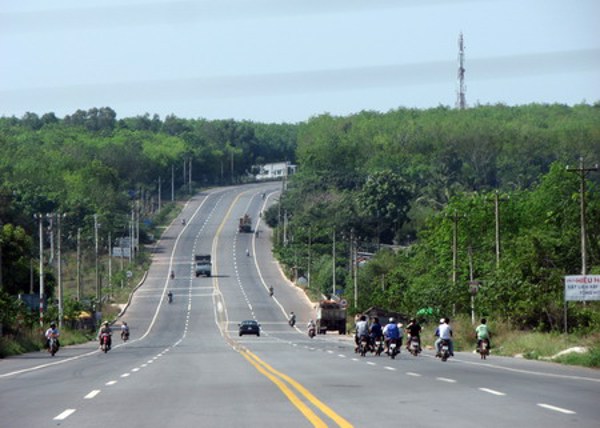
[1,183,599,428]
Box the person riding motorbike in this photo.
[181,218,186,226]
[45,322,60,351]
[120,322,130,341]
[383,317,401,354]
[288,311,296,327]
[268,286,274,297]
[168,290,173,303]
[307,319,316,337]
[354,315,370,352]
[246,248,250,257]
[170,270,175,279]
[475,318,491,351]
[98,321,113,350]
[369,317,383,354]
[435,318,454,357]
[406,318,422,352]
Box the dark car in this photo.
[239,320,260,337]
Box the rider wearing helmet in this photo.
[98,321,113,350]
[383,317,401,352]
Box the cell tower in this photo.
[456,32,467,110]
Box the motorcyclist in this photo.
[120,322,130,341]
[98,321,112,350]
[435,318,454,357]
[170,270,175,279]
[354,315,369,352]
[475,318,491,351]
[288,311,296,327]
[406,318,422,351]
[45,322,60,351]
[307,319,316,336]
[168,290,173,303]
[383,317,401,354]
[181,218,186,226]
[369,317,383,350]
[246,248,250,257]
[268,286,274,296]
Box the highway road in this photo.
[1,183,599,428]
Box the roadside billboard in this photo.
[564,275,600,301]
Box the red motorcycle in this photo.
[100,333,111,353]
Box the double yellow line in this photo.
[241,350,353,428]
[210,189,352,427]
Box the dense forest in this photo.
[1,103,600,334]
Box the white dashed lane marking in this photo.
[105,380,117,386]
[537,403,576,414]
[84,390,101,399]
[479,388,506,396]
[436,377,457,383]
[406,372,421,377]
[54,409,76,420]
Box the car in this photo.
[238,320,260,337]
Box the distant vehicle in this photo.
[238,214,252,233]
[316,299,347,334]
[238,320,260,337]
[195,254,212,277]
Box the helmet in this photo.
[389,317,395,323]
[50,322,56,327]
[440,318,445,324]
[103,321,109,326]
[398,323,403,328]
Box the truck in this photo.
[194,254,212,277]
[316,299,347,335]
[238,214,252,233]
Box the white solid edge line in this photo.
[53,409,76,420]
[478,387,506,396]
[537,403,576,414]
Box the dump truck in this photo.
[238,214,252,233]
[194,254,212,277]
[316,299,347,334]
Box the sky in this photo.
[1,0,599,123]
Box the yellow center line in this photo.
[245,350,353,428]
[240,351,328,428]
[209,189,353,427]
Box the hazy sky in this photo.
[1,0,599,123]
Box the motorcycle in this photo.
[408,336,421,356]
[170,270,175,279]
[359,335,370,357]
[308,326,316,338]
[388,338,400,359]
[478,339,490,360]
[268,287,274,297]
[288,317,296,327]
[181,218,186,226]
[100,333,111,353]
[48,336,59,356]
[439,339,451,362]
[121,330,129,342]
[373,338,384,356]
[168,292,173,304]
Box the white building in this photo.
[255,161,296,181]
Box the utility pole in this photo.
[332,229,336,296]
[567,157,598,275]
[56,213,65,328]
[76,227,81,301]
[94,214,100,304]
[158,176,162,211]
[456,31,467,110]
[171,164,175,202]
[34,214,45,328]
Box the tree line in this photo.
[1,102,599,335]
[269,103,600,332]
